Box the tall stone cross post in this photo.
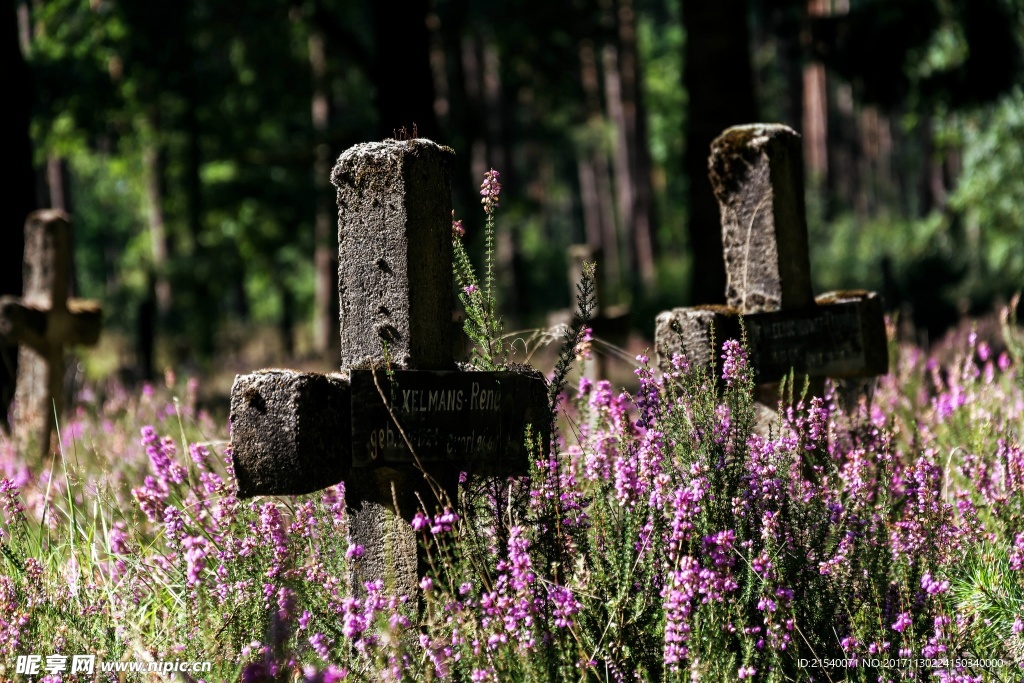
[655,124,888,414]
[0,211,102,453]
[229,139,549,601]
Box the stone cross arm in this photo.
[0,297,102,353]
[230,370,351,498]
[655,290,888,383]
[230,366,549,499]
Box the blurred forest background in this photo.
[4,0,1023,386]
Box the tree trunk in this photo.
[613,0,656,291]
[309,28,339,361]
[141,113,171,381]
[682,0,759,304]
[801,0,827,189]
[577,39,621,294]
[602,43,634,290]
[2,0,36,431]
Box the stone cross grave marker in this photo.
[655,124,887,410]
[0,211,102,454]
[229,139,549,601]
[547,244,630,380]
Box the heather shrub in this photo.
[2,315,1023,681]
[1,170,1022,680]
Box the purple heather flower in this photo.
[340,598,366,640]
[189,442,210,467]
[163,505,184,545]
[480,169,501,214]
[132,475,169,523]
[998,351,1011,371]
[182,536,208,588]
[452,216,465,238]
[0,478,26,521]
[141,426,187,485]
[892,612,912,633]
[309,632,331,660]
[721,339,748,387]
[548,584,580,628]
[411,511,429,531]
[634,355,661,430]
[464,284,478,295]
[921,572,950,595]
[430,509,459,534]
[1010,533,1024,571]
[346,544,364,559]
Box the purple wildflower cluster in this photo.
[479,169,501,214]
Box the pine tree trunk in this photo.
[141,113,171,380]
[802,0,828,190]
[577,39,620,294]
[614,0,656,290]
[309,29,338,360]
[2,0,36,431]
[682,0,759,304]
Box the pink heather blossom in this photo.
[182,536,208,588]
[1010,533,1024,571]
[480,169,501,214]
[430,509,459,534]
[892,612,912,633]
[411,511,429,531]
[309,632,331,660]
[721,339,748,387]
[921,572,950,595]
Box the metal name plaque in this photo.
[350,370,548,470]
[745,294,887,382]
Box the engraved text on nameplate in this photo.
[350,370,545,470]
[745,301,869,381]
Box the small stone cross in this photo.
[0,211,102,454]
[229,140,549,600]
[655,124,887,408]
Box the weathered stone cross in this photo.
[655,124,887,407]
[229,139,549,600]
[0,211,103,454]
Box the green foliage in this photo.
[943,541,1024,668]
[547,262,596,417]
[453,209,506,371]
[947,86,1024,290]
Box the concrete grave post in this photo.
[0,211,102,454]
[230,139,549,601]
[655,124,887,418]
